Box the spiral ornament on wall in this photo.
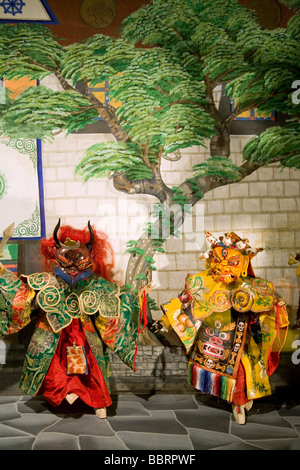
[80,0,117,29]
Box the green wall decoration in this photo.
[0,171,7,199]
[0,137,45,239]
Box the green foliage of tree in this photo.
[76,141,153,181]
[121,0,299,175]
[61,35,137,86]
[279,0,300,9]
[243,124,300,168]
[192,156,244,180]
[0,23,63,80]
[1,86,97,139]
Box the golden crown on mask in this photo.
[200,230,263,264]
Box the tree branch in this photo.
[177,157,285,206]
[112,165,171,203]
[203,74,230,157]
[80,78,129,142]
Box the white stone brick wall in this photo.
[40,77,300,322]
[155,140,300,315]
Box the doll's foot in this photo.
[95,407,107,419]
[232,400,253,424]
[244,400,253,411]
[232,404,246,425]
[66,393,79,405]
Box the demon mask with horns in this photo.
[41,219,114,286]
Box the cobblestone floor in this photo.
[0,352,300,451]
[1,391,300,451]
[0,388,300,450]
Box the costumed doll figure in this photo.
[160,231,289,424]
[0,220,150,418]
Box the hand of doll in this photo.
[276,297,287,307]
[139,281,156,297]
[151,319,168,333]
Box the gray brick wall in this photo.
[1,343,192,393]
[108,345,192,393]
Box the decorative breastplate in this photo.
[185,271,275,320]
[27,272,120,333]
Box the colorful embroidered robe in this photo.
[0,268,145,397]
[161,270,289,403]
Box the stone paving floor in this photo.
[0,389,300,451]
[0,351,300,451]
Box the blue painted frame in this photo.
[0,0,58,24]
[231,98,276,121]
[89,80,110,121]
[35,138,46,240]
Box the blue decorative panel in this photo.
[0,0,58,24]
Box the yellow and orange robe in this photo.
[0,267,146,406]
[161,270,289,403]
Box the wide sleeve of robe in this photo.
[93,279,147,371]
[0,267,36,336]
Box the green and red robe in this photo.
[0,268,146,407]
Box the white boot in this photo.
[66,393,79,405]
[95,407,107,419]
[244,400,253,411]
[232,404,246,425]
[232,400,253,425]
